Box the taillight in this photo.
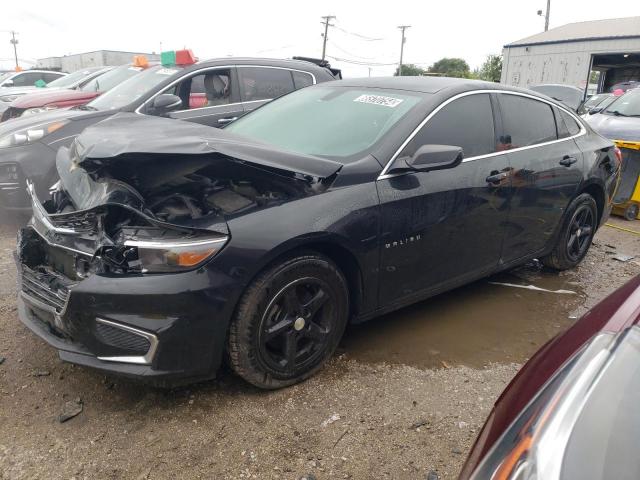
[614,147,623,167]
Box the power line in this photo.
[320,15,336,61]
[327,40,377,61]
[325,55,398,67]
[332,24,385,42]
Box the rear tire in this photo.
[541,193,597,270]
[227,253,348,389]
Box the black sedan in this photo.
[0,54,338,212]
[16,77,620,388]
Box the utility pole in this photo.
[544,0,551,31]
[397,25,410,76]
[9,31,19,70]
[537,0,551,31]
[320,16,336,61]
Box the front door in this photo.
[377,93,511,306]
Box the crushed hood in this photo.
[72,113,343,180]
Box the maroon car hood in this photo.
[460,274,640,479]
[11,89,100,109]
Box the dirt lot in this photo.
[1,216,639,480]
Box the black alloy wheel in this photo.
[566,205,595,262]
[227,253,348,389]
[258,277,333,374]
[542,193,597,270]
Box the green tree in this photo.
[476,54,503,82]
[427,58,470,78]
[394,64,427,76]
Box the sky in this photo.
[2,0,640,76]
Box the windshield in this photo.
[0,72,13,83]
[47,69,100,89]
[87,65,183,111]
[604,88,640,117]
[80,65,143,93]
[584,94,609,108]
[226,86,423,159]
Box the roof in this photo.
[334,76,500,94]
[505,16,640,47]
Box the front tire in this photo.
[227,253,349,389]
[541,193,597,270]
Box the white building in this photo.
[502,16,640,96]
[36,50,160,72]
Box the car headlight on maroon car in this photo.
[123,236,229,273]
[0,119,68,148]
[21,106,59,117]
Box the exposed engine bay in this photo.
[23,113,342,278]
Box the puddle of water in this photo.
[340,263,584,369]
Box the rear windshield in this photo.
[226,86,422,159]
[604,88,640,117]
[47,69,100,88]
[87,65,183,111]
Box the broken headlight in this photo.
[0,119,68,148]
[123,235,228,273]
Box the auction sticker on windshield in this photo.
[353,94,404,108]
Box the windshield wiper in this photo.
[610,110,629,117]
[74,104,98,111]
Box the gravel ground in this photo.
[0,217,639,480]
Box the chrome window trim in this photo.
[377,89,587,181]
[134,65,316,116]
[95,318,159,365]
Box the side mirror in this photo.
[150,94,183,115]
[3,79,14,87]
[403,144,464,172]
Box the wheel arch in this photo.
[578,180,606,226]
[243,234,366,322]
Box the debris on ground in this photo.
[0,356,5,365]
[488,281,576,294]
[410,419,429,430]
[58,397,83,423]
[32,370,50,377]
[321,413,341,427]
[613,253,635,262]
[427,470,440,480]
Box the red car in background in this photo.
[0,58,152,122]
[460,275,640,480]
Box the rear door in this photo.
[237,66,299,115]
[496,93,584,263]
[158,67,244,127]
[377,92,511,305]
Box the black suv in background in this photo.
[0,55,339,212]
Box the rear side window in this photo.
[43,72,63,83]
[401,93,496,159]
[239,67,295,102]
[11,72,43,87]
[499,94,557,149]
[560,110,581,136]
[292,71,314,89]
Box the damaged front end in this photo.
[15,113,342,382]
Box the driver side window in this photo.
[158,69,232,111]
[400,93,497,160]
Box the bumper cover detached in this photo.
[15,227,239,387]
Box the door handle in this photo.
[218,117,238,125]
[486,171,508,184]
[559,155,578,167]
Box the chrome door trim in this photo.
[377,89,587,181]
